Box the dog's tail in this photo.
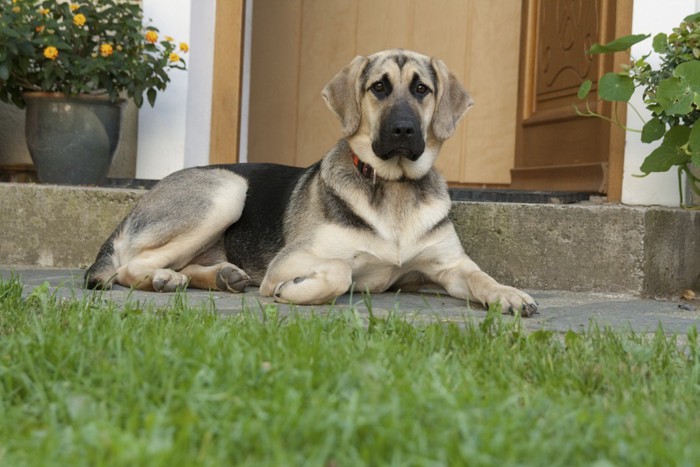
[84,228,121,289]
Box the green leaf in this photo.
[664,125,691,147]
[684,11,700,22]
[640,126,691,174]
[652,33,667,53]
[673,60,700,106]
[577,79,592,99]
[690,124,700,155]
[640,143,689,173]
[692,153,700,168]
[657,77,693,115]
[587,34,650,54]
[641,118,666,143]
[598,73,635,102]
[147,88,157,107]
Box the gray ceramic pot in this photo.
[24,92,125,185]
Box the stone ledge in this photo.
[450,202,699,297]
[1,183,698,296]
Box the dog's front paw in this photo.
[271,276,306,303]
[216,266,250,293]
[152,269,189,292]
[484,285,538,317]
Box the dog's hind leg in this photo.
[85,225,123,289]
[176,240,250,292]
[178,263,249,292]
[104,168,248,292]
[116,250,190,292]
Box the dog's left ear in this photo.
[431,58,474,141]
[322,55,370,137]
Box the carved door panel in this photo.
[513,0,632,198]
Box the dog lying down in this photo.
[86,49,538,316]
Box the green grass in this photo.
[1,277,699,466]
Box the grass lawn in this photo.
[1,277,699,466]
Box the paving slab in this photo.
[3,267,699,334]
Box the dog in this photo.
[85,49,538,316]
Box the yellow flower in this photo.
[70,4,80,11]
[12,6,20,13]
[36,25,45,32]
[73,13,86,27]
[179,42,189,53]
[165,35,174,42]
[43,46,59,60]
[145,30,158,43]
[39,8,50,15]
[169,52,180,63]
[100,43,113,57]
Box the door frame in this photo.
[208,0,246,164]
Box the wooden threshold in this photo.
[510,162,607,193]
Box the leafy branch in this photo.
[576,13,700,207]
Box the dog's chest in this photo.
[362,185,450,245]
[315,191,451,289]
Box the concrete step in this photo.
[1,182,698,297]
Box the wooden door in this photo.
[209,0,245,165]
[247,0,522,185]
[512,0,632,198]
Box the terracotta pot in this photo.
[23,92,125,185]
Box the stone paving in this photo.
[2,267,699,334]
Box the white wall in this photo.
[622,0,697,205]
[237,0,254,163]
[138,0,217,179]
[183,0,217,169]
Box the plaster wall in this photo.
[136,0,191,179]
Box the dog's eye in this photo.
[416,83,429,95]
[370,77,392,98]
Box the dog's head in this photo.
[322,49,473,180]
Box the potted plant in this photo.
[577,12,700,208]
[0,0,188,185]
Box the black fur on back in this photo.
[211,163,311,283]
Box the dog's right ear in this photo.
[322,55,370,137]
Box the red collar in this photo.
[351,151,377,181]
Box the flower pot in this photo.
[23,92,125,185]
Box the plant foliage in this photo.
[578,12,700,205]
[0,0,188,108]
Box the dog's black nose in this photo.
[373,103,425,161]
[391,121,417,139]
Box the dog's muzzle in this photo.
[372,103,425,161]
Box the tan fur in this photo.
[263,50,535,314]
[111,169,249,292]
[86,49,537,316]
